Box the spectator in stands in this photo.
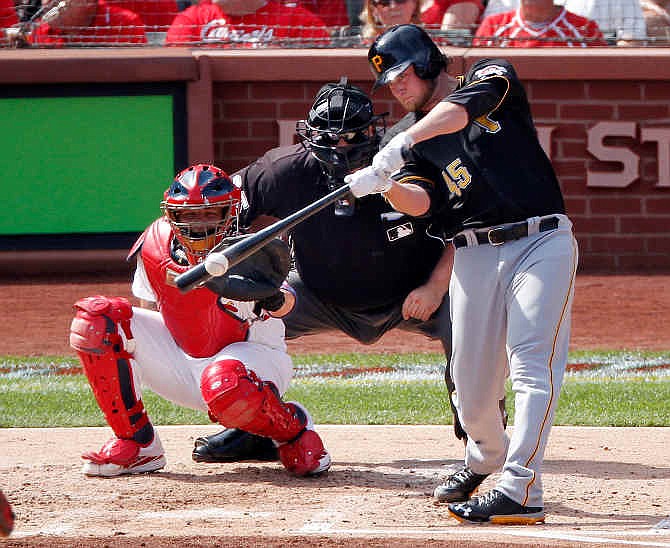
[360,0,424,40]
[360,0,482,43]
[1,0,18,27]
[5,0,147,45]
[474,0,607,46]
[480,0,646,44]
[165,0,330,46]
[24,0,147,45]
[0,0,18,45]
[640,0,670,43]
[421,0,483,33]
[113,0,179,31]
[298,0,349,27]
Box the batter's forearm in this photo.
[384,183,431,217]
[405,101,469,144]
[424,244,454,295]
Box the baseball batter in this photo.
[346,24,578,524]
[69,163,331,478]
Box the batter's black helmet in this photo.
[296,76,387,178]
[368,24,449,90]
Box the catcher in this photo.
[69,163,331,478]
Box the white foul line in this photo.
[295,525,670,547]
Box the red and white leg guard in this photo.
[201,360,331,476]
[70,296,152,445]
[201,359,305,443]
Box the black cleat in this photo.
[448,489,545,525]
[433,466,488,503]
[192,428,279,463]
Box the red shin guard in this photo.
[200,359,305,443]
[70,296,151,442]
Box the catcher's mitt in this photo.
[204,236,290,302]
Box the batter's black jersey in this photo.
[405,58,566,237]
[233,143,444,311]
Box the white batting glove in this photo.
[372,131,414,178]
[344,166,393,198]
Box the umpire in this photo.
[192,77,460,463]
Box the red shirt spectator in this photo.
[31,0,147,45]
[421,0,483,27]
[474,6,607,46]
[110,0,178,29]
[165,0,330,46]
[298,0,349,26]
[1,0,18,29]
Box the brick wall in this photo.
[1,48,668,272]
[524,79,670,271]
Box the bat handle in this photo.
[174,263,209,292]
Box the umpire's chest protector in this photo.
[141,219,249,358]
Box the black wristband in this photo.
[254,291,285,315]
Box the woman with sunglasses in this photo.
[360,0,482,41]
[360,0,424,41]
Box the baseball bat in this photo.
[175,182,352,293]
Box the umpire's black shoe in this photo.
[448,489,545,525]
[192,428,279,463]
[433,466,488,503]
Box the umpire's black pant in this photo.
[283,270,465,439]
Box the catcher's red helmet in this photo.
[161,164,241,263]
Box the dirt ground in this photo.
[2,274,670,547]
[2,274,670,356]
[2,426,670,548]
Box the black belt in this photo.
[452,216,560,249]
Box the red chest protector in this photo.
[138,218,249,358]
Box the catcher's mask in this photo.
[368,24,449,91]
[296,76,387,179]
[161,164,241,264]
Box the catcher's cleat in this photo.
[0,490,15,537]
[433,466,488,503]
[82,435,166,477]
[192,428,279,463]
[277,402,331,477]
[448,489,545,525]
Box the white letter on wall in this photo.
[587,122,639,188]
[640,127,670,188]
[536,126,556,158]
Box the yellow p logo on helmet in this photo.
[371,55,384,73]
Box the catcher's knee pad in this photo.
[70,296,151,443]
[201,359,305,443]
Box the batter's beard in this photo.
[396,79,437,113]
[413,79,439,113]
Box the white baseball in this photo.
[204,253,229,277]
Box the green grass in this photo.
[1,349,669,427]
[556,379,670,426]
